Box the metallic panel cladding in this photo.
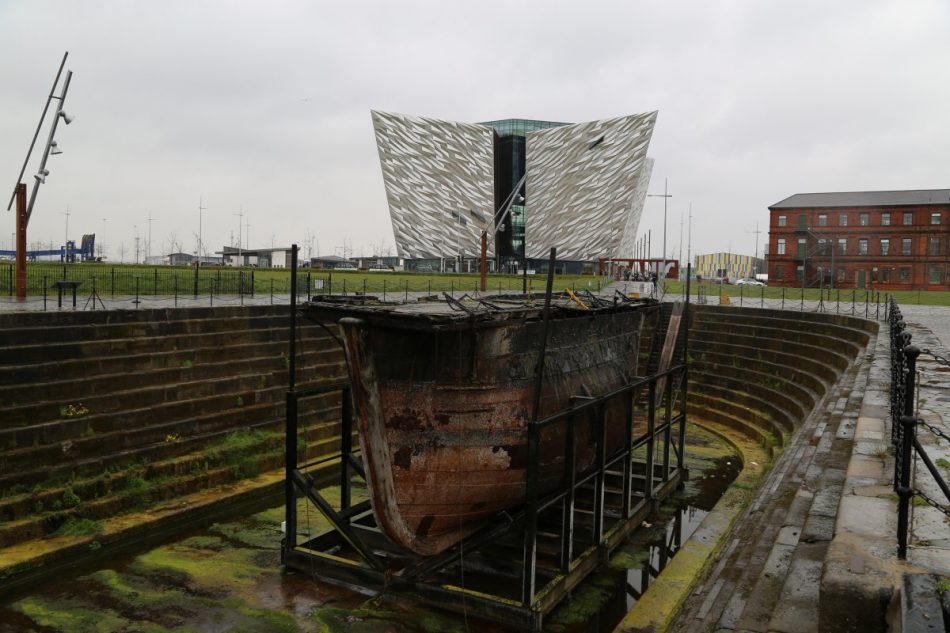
[616,157,654,258]
[524,112,657,260]
[371,110,495,259]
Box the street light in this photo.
[648,178,672,280]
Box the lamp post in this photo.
[7,54,74,300]
[648,178,672,279]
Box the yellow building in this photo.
[693,252,764,281]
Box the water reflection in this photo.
[554,453,741,633]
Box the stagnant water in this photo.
[0,424,740,633]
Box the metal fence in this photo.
[0,263,608,311]
[888,298,950,558]
[672,282,887,320]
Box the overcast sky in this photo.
[1,1,948,264]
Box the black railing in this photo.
[888,298,950,559]
[1,263,577,311]
[684,282,886,320]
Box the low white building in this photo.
[219,246,295,268]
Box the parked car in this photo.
[334,263,358,271]
[735,278,765,286]
[367,264,393,272]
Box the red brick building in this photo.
[767,190,950,290]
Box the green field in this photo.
[0,261,605,298]
[3,261,948,306]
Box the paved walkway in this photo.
[664,302,950,632]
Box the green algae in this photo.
[136,537,271,594]
[308,599,468,633]
[53,516,102,536]
[546,572,620,626]
[13,595,152,633]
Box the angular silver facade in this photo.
[372,110,656,262]
[372,111,495,259]
[616,157,654,258]
[525,112,657,260]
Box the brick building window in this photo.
[902,238,912,255]
[932,212,942,225]
[838,238,847,255]
[778,215,787,227]
[777,239,786,255]
[818,238,827,255]
[858,239,868,255]
[882,212,891,226]
[839,214,848,226]
[929,266,942,284]
[838,268,846,282]
[859,213,869,226]
[818,214,828,227]
[904,212,913,225]
[797,238,806,257]
[880,239,890,255]
[930,236,940,256]
[900,267,911,282]
[796,265,804,281]
[882,268,892,282]
[774,265,784,279]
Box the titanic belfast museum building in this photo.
[371,110,656,273]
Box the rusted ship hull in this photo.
[305,297,657,556]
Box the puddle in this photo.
[0,426,742,633]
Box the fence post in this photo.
[383,279,387,302]
[782,287,785,310]
[405,280,408,302]
[251,271,255,298]
[135,276,140,309]
[174,275,178,307]
[7,264,11,297]
[897,411,918,560]
[760,285,764,308]
[210,279,214,306]
[739,284,743,306]
[240,271,244,306]
[43,275,48,311]
[851,289,856,315]
[270,279,274,305]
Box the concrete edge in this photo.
[819,325,931,633]
[612,421,772,633]
[0,460,340,601]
